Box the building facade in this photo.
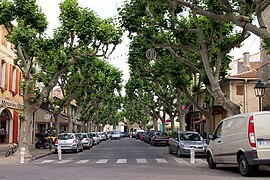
[0,25,23,144]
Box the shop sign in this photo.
[0,98,23,110]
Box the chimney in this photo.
[243,52,250,66]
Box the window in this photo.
[214,122,223,138]
[12,67,16,92]
[1,61,6,88]
[236,85,244,95]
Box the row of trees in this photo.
[0,0,124,157]
[119,1,270,133]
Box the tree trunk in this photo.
[68,117,73,133]
[17,104,36,158]
[152,116,158,131]
[54,113,60,136]
[161,111,166,132]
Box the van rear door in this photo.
[254,113,270,159]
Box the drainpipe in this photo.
[244,79,248,113]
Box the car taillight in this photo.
[72,140,76,144]
[86,138,89,142]
[55,139,58,145]
[248,115,256,148]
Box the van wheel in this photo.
[207,153,216,169]
[168,146,173,154]
[176,147,182,157]
[239,154,257,176]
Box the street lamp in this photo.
[254,80,266,111]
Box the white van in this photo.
[206,111,270,176]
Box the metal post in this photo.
[259,96,262,112]
[57,146,62,160]
[20,147,25,164]
[190,148,195,163]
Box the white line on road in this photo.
[174,157,190,165]
[156,158,168,163]
[41,160,55,164]
[136,158,147,163]
[75,160,90,164]
[116,159,127,163]
[55,160,71,164]
[96,159,108,164]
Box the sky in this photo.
[36,0,260,84]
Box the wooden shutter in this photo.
[16,68,19,93]
[19,71,22,95]
[13,111,19,143]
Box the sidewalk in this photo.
[0,143,54,164]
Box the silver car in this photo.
[88,132,100,145]
[77,133,93,150]
[55,133,84,153]
[111,130,121,140]
[168,131,207,157]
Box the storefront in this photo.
[0,98,22,144]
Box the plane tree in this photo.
[119,0,247,116]
[0,0,122,156]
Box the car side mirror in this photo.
[208,134,215,140]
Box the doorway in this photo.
[0,108,11,143]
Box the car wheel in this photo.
[176,147,182,157]
[207,152,216,169]
[74,147,79,153]
[168,145,173,154]
[43,142,50,149]
[239,154,257,176]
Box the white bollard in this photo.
[190,148,195,163]
[57,146,62,161]
[20,147,25,164]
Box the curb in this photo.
[29,151,54,162]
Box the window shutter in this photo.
[19,71,22,95]
[5,63,9,90]
[16,68,19,93]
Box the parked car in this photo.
[111,130,121,140]
[99,132,107,141]
[144,130,156,143]
[54,133,83,153]
[206,111,270,176]
[168,131,207,157]
[88,132,100,145]
[77,133,93,149]
[150,131,170,146]
[135,130,145,140]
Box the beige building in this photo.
[221,52,262,113]
[0,25,23,144]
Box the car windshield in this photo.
[80,134,87,138]
[58,134,73,140]
[180,133,201,141]
[155,132,169,136]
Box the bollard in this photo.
[20,147,25,164]
[57,146,62,161]
[190,147,195,163]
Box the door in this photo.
[209,122,223,163]
[254,113,270,159]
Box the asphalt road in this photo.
[0,138,270,180]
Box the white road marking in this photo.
[116,159,127,163]
[96,159,108,164]
[75,160,90,164]
[136,158,147,163]
[174,157,190,165]
[40,160,55,164]
[55,160,71,164]
[156,158,168,163]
